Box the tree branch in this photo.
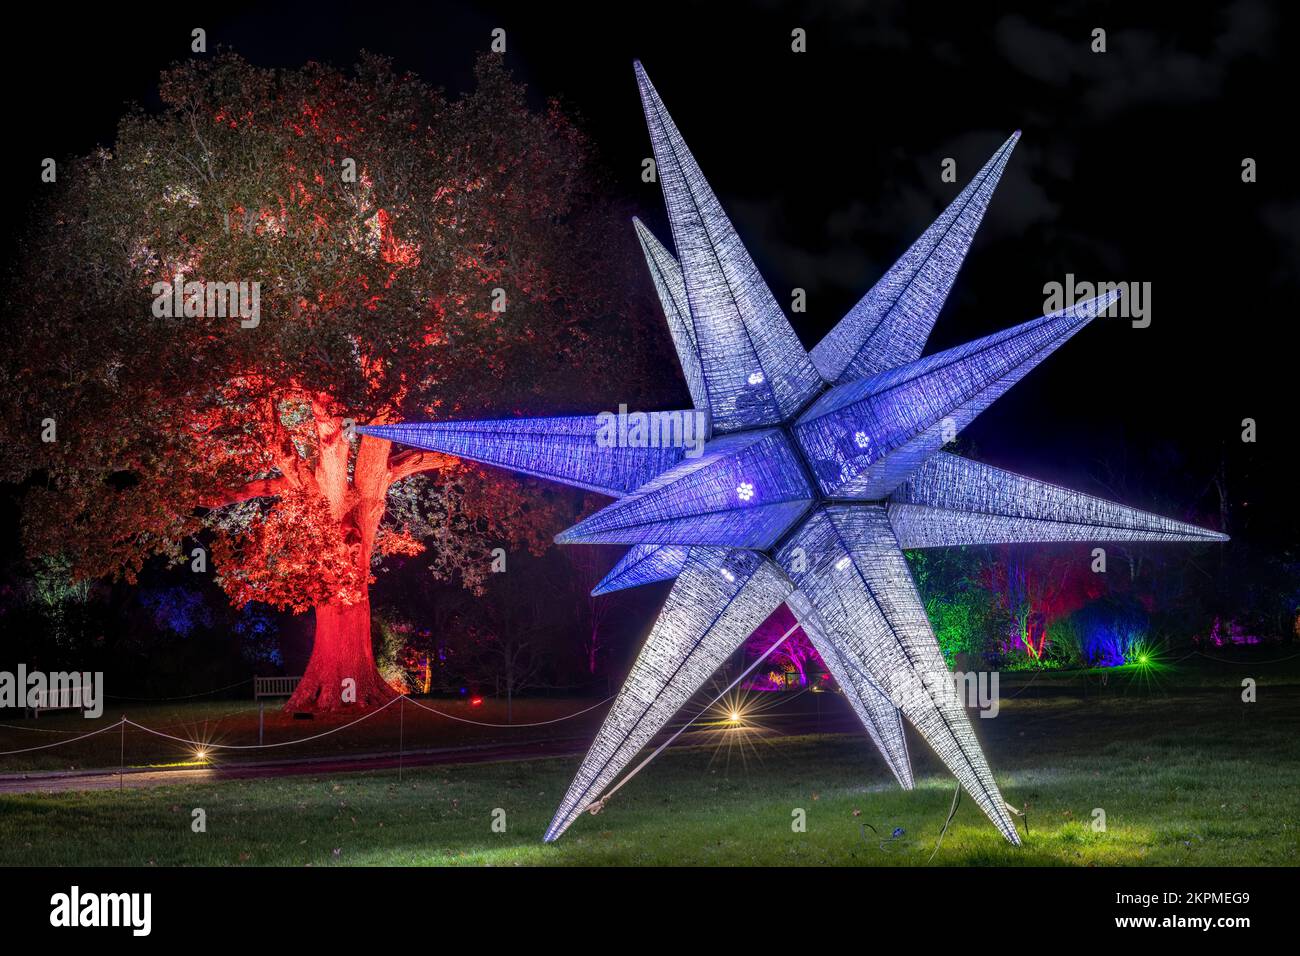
[388,449,457,484]
[265,394,317,494]
[200,475,292,509]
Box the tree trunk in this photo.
[286,594,395,712]
[285,425,397,713]
[268,418,421,713]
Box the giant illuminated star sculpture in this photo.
[359,63,1227,845]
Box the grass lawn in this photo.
[1,669,1296,866]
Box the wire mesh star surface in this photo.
[359,62,1227,847]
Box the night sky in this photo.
[3,0,1294,552]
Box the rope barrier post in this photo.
[119,717,125,791]
[398,695,404,782]
[258,701,264,747]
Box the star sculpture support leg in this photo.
[544,549,792,842]
[787,590,913,790]
[359,61,1228,848]
[778,506,1021,843]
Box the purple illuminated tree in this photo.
[741,605,821,690]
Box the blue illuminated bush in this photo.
[1070,596,1149,667]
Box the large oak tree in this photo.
[2,53,665,710]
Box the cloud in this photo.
[995,0,1275,118]
[725,129,1059,318]
[1259,200,1300,287]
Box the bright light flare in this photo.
[1112,640,1173,693]
[168,719,227,768]
[699,684,803,775]
[1123,640,1164,671]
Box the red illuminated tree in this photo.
[1,54,665,710]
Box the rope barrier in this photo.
[0,698,402,757]
[2,704,260,737]
[402,694,614,728]
[0,722,104,735]
[0,690,621,760]
[132,706,264,733]
[123,694,403,750]
[0,719,128,756]
[3,642,1291,762]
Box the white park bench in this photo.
[253,675,302,744]
[254,676,301,700]
[27,686,93,719]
